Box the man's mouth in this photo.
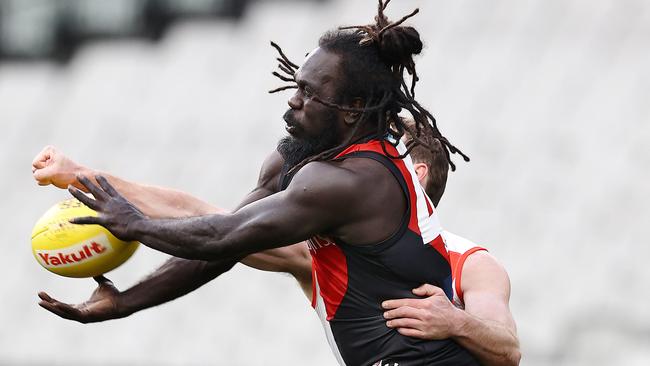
[283,112,299,134]
[285,124,298,134]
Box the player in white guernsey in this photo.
[33,125,520,366]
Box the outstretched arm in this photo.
[37,149,315,321]
[382,252,520,366]
[32,145,219,218]
[70,161,359,262]
[38,257,239,323]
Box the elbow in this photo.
[510,348,522,366]
[486,351,520,366]
[502,345,521,366]
[485,343,521,366]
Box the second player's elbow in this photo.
[512,348,522,366]
[486,343,521,366]
[503,345,522,366]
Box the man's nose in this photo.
[288,93,303,110]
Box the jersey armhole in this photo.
[455,247,488,303]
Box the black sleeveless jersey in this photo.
[281,139,478,366]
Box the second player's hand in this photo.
[382,284,464,340]
[69,175,147,242]
[32,145,90,190]
[38,276,126,323]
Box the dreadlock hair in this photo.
[269,0,469,174]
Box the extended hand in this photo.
[32,145,90,190]
[69,175,146,242]
[382,284,462,340]
[38,276,126,323]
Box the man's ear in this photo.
[344,98,364,125]
[413,162,429,184]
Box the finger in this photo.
[33,165,54,184]
[412,283,443,297]
[68,186,101,211]
[70,216,104,225]
[382,298,424,310]
[76,175,109,201]
[32,157,47,170]
[36,292,81,319]
[38,301,82,321]
[93,275,112,285]
[396,327,427,339]
[38,291,54,302]
[386,317,421,329]
[95,175,120,197]
[32,146,53,169]
[384,306,423,320]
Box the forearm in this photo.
[129,215,256,260]
[126,192,306,261]
[116,256,240,317]
[451,309,521,366]
[78,169,220,218]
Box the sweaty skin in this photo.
[382,253,520,366]
[34,147,520,365]
[33,46,519,363]
[35,148,312,321]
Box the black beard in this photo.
[277,125,340,170]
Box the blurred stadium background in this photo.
[1,0,649,365]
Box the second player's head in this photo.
[401,117,449,207]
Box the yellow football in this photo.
[31,198,139,278]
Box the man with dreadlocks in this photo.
[34,121,520,366]
[35,2,479,365]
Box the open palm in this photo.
[38,276,124,323]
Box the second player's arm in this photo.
[383,251,520,366]
[449,252,521,366]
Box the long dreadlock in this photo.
[269,0,469,173]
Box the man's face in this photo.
[278,48,345,168]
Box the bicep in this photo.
[461,252,517,332]
[220,163,358,256]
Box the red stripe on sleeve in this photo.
[454,247,488,303]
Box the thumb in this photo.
[33,165,54,186]
[413,283,444,297]
[93,275,113,286]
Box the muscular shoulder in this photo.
[285,160,362,206]
[287,158,391,198]
[286,157,405,243]
[462,251,510,298]
[257,150,285,192]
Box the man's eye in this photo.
[303,87,313,97]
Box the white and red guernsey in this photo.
[304,139,479,366]
[443,231,488,309]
